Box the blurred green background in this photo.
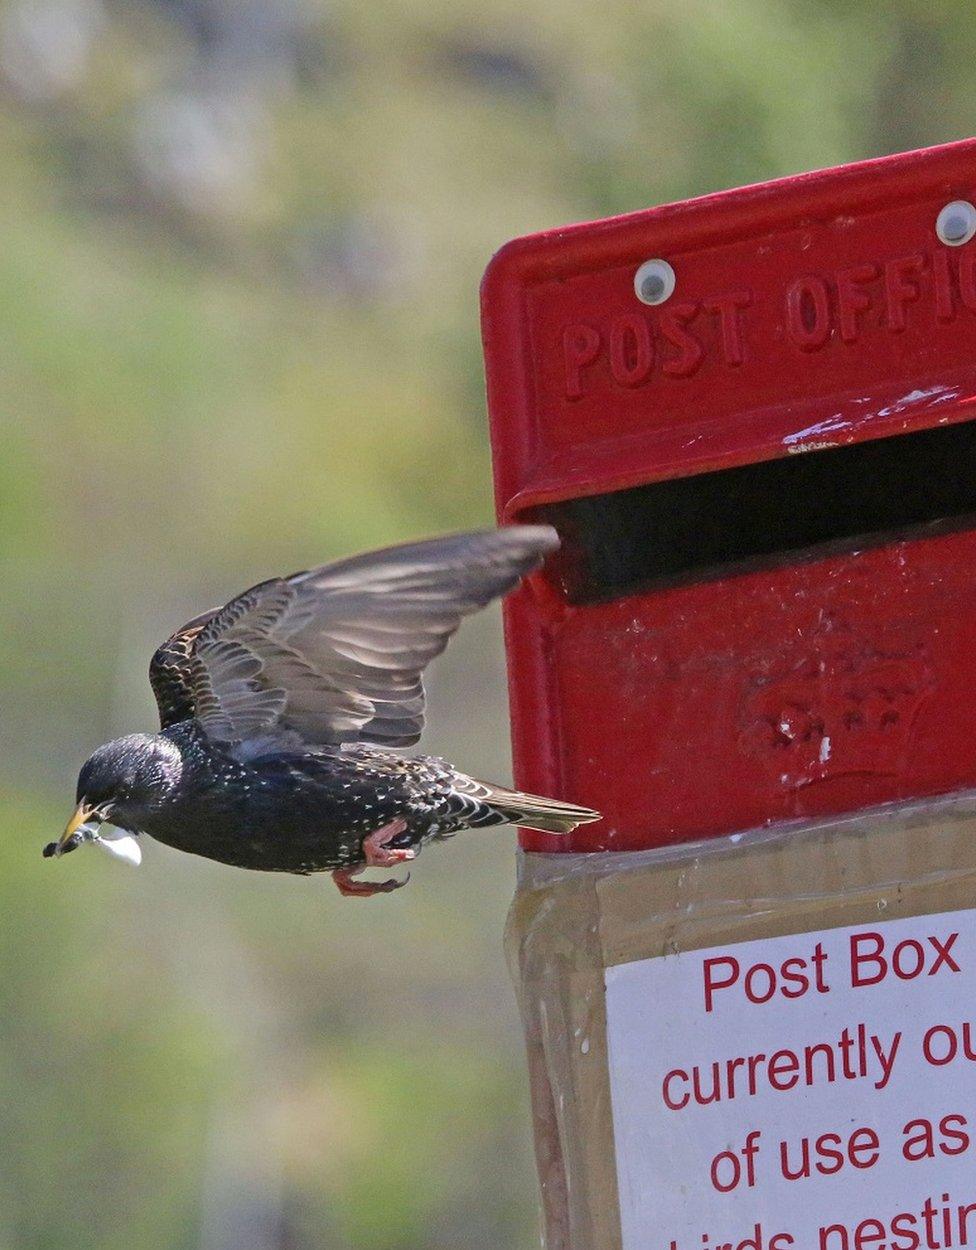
[0,1,973,1245]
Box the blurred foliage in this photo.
[0,0,975,1245]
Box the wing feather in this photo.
[148,525,558,750]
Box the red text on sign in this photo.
[703,944,830,1013]
[849,932,961,988]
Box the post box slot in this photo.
[541,417,976,604]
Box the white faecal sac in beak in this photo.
[92,826,142,867]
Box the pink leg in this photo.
[332,819,415,899]
[362,817,415,867]
[332,864,406,898]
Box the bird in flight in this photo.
[47,527,599,896]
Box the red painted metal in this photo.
[482,138,976,854]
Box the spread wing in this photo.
[148,610,218,728]
[148,526,558,752]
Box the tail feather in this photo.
[456,776,601,835]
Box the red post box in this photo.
[484,139,976,1250]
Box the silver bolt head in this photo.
[936,200,976,247]
[634,258,676,305]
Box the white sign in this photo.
[605,908,976,1250]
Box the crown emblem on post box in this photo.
[742,650,934,788]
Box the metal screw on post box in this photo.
[936,200,976,246]
[633,258,676,305]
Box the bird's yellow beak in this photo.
[56,802,97,854]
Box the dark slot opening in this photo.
[538,417,976,604]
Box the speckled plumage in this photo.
[52,528,600,894]
[140,722,515,874]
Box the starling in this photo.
[50,527,599,897]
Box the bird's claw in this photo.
[376,872,410,892]
[332,865,410,898]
